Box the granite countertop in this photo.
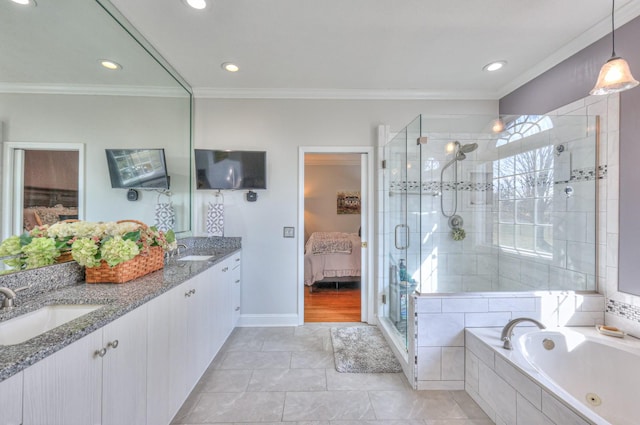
[0,245,240,383]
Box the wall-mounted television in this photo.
[105,148,170,189]
[195,150,267,190]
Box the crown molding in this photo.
[0,83,189,97]
[193,87,496,100]
[496,1,640,98]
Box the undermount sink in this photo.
[178,255,213,261]
[0,304,103,346]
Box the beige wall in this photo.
[193,97,497,323]
[304,162,361,240]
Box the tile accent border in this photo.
[391,164,605,194]
[606,298,640,322]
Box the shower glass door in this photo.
[383,115,421,350]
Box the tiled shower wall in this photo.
[413,115,599,294]
[403,94,613,390]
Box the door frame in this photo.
[2,142,85,240]
[298,146,375,325]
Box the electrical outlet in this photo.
[283,227,295,238]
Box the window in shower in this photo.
[494,143,554,258]
[496,115,554,146]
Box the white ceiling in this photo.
[108,0,640,99]
[0,0,185,95]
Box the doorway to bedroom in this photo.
[298,147,373,324]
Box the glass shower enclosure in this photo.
[381,113,598,351]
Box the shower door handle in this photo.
[394,224,410,250]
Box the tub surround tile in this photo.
[575,294,605,312]
[465,332,494,367]
[417,347,442,380]
[478,363,516,425]
[464,349,480,394]
[494,356,541,410]
[465,383,496,423]
[417,313,464,347]
[466,328,600,425]
[516,393,554,425]
[442,298,488,313]
[441,347,464,381]
[465,312,511,328]
[488,297,536,312]
[541,391,589,425]
[606,305,640,338]
[450,390,493,420]
[415,298,443,313]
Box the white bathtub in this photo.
[466,326,640,425]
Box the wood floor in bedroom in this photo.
[304,283,361,322]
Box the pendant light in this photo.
[590,0,639,95]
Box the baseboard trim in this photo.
[237,314,299,327]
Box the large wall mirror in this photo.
[0,0,192,244]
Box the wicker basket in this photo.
[56,251,74,264]
[85,220,165,284]
[55,219,79,264]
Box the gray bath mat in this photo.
[330,326,402,373]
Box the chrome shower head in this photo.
[459,143,478,154]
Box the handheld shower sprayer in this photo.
[440,141,478,219]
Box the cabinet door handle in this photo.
[222,267,229,272]
[107,339,119,349]
[191,289,196,295]
[235,306,240,311]
[235,258,240,262]
[235,279,240,284]
[94,348,107,358]
[184,291,191,297]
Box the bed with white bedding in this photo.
[304,232,361,289]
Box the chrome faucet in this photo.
[500,317,546,350]
[176,243,188,256]
[0,287,18,310]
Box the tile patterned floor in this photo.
[171,324,493,425]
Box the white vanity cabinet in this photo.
[0,371,23,425]
[146,252,241,425]
[230,252,242,326]
[1,249,241,425]
[22,304,148,425]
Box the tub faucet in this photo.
[501,317,546,350]
[0,287,17,310]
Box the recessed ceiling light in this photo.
[183,0,207,9]
[483,61,507,72]
[99,60,122,71]
[10,0,37,6]
[221,62,239,72]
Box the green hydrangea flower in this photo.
[71,238,101,268]
[100,236,140,267]
[21,237,59,269]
